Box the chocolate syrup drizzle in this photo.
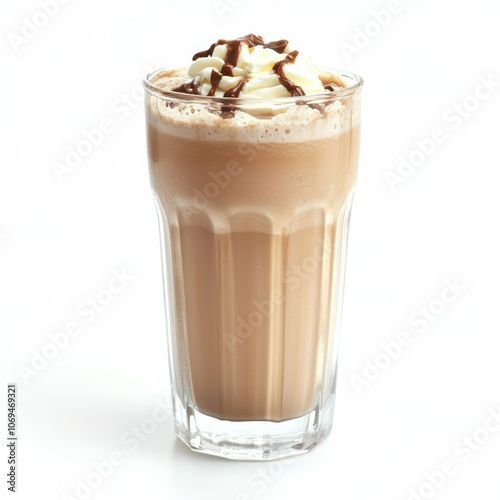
[208,70,223,96]
[172,79,201,95]
[272,50,304,97]
[223,80,246,98]
[171,34,336,116]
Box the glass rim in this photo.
[143,66,363,105]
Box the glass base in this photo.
[173,392,336,461]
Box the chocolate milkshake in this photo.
[144,34,362,459]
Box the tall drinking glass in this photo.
[144,67,362,460]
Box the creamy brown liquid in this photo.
[147,110,360,421]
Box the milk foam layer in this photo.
[146,68,361,143]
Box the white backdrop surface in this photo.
[1,0,500,499]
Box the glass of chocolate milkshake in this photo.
[144,34,362,460]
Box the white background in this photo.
[1,0,500,498]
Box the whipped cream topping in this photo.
[173,34,337,98]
